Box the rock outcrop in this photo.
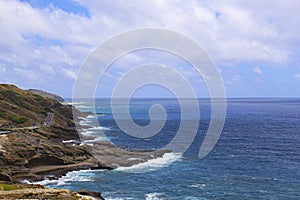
[27,88,65,102]
[0,84,104,182]
[0,84,171,199]
[0,182,105,199]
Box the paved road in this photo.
[0,112,54,134]
[43,112,54,126]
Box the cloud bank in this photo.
[0,0,299,97]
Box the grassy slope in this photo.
[0,84,56,128]
[0,84,75,129]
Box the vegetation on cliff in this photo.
[0,84,103,183]
[27,88,65,102]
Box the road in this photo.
[0,112,54,134]
[43,112,54,127]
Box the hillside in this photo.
[27,89,65,102]
[0,84,169,199]
[0,84,104,183]
[0,84,70,129]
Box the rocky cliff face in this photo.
[27,89,65,102]
[0,84,170,187]
[0,84,104,182]
[0,183,105,199]
[0,84,66,128]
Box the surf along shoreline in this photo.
[33,101,174,193]
[0,85,173,199]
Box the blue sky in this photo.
[0,0,300,97]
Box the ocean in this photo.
[39,98,300,199]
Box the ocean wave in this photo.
[79,120,94,126]
[145,192,168,200]
[62,140,81,146]
[184,197,202,200]
[80,130,96,135]
[62,140,78,143]
[85,114,96,119]
[116,152,182,173]
[33,169,105,186]
[79,115,96,126]
[75,105,94,109]
[188,183,206,188]
[81,136,113,143]
[87,126,112,131]
[62,101,86,105]
[80,127,112,137]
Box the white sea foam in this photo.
[184,197,201,200]
[81,136,111,143]
[75,105,93,109]
[85,114,96,119]
[34,169,105,186]
[20,180,31,184]
[79,121,94,126]
[145,192,168,200]
[80,130,95,135]
[62,140,77,143]
[80,117,112,138]
[79,115,97,126]
[35,178,70,186]
[188,183,206,188]
[62,101,86,105]
[80,127,112,138]
[62,140,81,146]
[87,126,112,131]
[116,152,181,173]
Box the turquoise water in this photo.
[44,99,300,199]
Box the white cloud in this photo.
[0,0,300,96]
[39,65,55,75]
[1,0,299,66]
[294,73,300,79]
[253,67,263,75]
[13,67,42,82]
[61,68,77,79]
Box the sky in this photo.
[0,0,300,98]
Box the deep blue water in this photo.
[45,98,300,199]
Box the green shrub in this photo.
[10,116,29,124]
[4,90,16,98]
[0,109,5,117]
[0,184,19,191]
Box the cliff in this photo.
[27,89,65,102]
[0,84,170,199]
[0,84,106,183]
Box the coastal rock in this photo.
[0,84,102,182]
[0,174,11,182]
[0,84,172,200]
[0,185,94,199]
[90,142,172,168]
[78,189,105,200]
[27,89,65,102]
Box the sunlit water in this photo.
[41,98,300,199]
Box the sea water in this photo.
[42,98,300,199]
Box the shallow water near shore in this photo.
[44,98,300,199]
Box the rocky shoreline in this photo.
[0,182,105,199]
[0,84,171,199]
